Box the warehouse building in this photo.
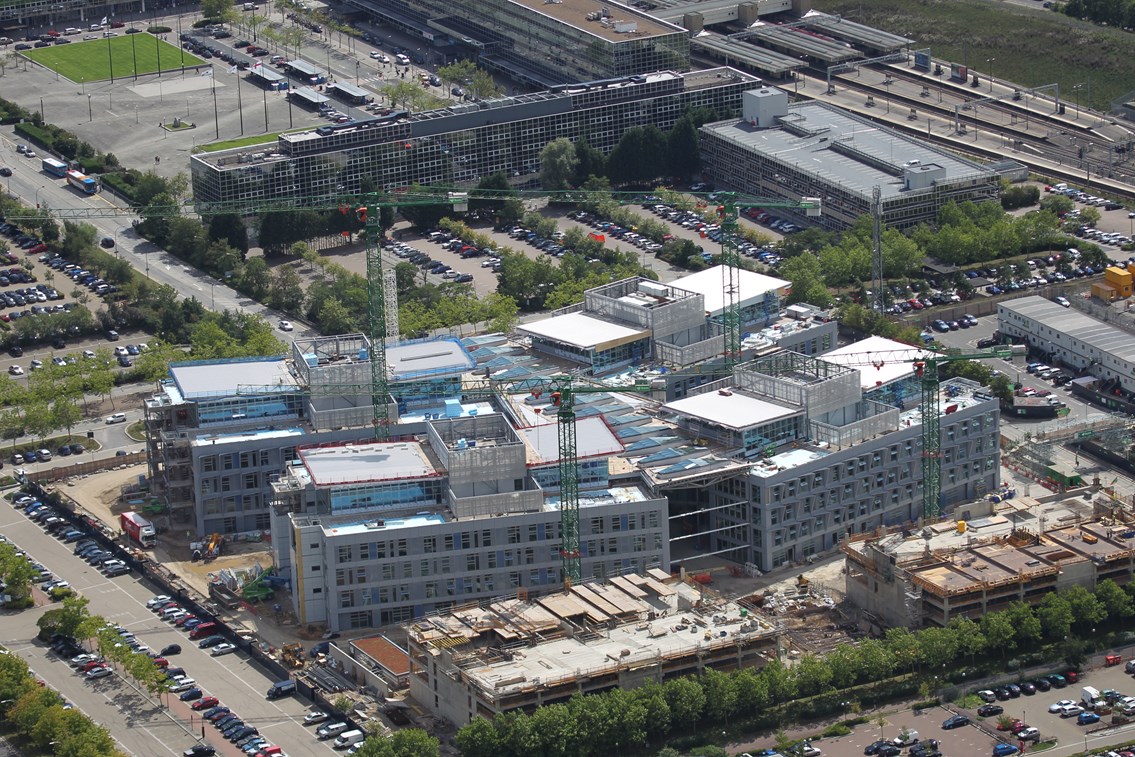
[190,67,758,203]
[998,295,1135,395]
[699,87,1000,230]
[407,571,778,724]
[347,0,690,86]
[844,508,1135,628]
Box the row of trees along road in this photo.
[456,579,1135,757]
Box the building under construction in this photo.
[843,498,1135,628]
[406,570,778,725]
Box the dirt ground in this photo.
[57,467,313,649]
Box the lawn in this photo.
[815,0,1135,113]
[22,34,206,83]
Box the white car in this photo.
[147,594,172,608]
[1058,704,1084,718]
[85,666,112,680]
[303,710,329,725]
[1049,699,1076,713]
[82,350,96,359]
[278,320,293,331]
[105,412,127,424]
[8,365,23,376]
[165,609,189,622]
[1055,296,1070,307]
[70,654,97,667]
[168,678,196,693]
[210,642,237,657]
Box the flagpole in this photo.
[107,34,114,82]
[236,68,244,135]
[263,86,269,131]
[212,73,220,140]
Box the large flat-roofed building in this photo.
[656,350,1000,572]
[844,506,1135,628]
[144,334,478,536]
[407,571,778,724]
[348,0,690,86]
[190,68,757,204]
[273,410,670,630]
[998,295,1135,395]
[517,269,835,374]
[699,87,1000,230]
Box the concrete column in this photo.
[738,2,758,26]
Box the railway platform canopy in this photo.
[734,23,858,65]
[800,14,911,55]
[692,33,805,77]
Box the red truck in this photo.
[120,511,156,548]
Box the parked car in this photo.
[942,714,969,729]
[977,704,1004,717]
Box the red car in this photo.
[174,614,197,627]
[191,696,219,711]
[153,657,169,668]
[28,243,47,254]
[110,20,125,28]
[79,660,105,672]
[997,719,1025,732]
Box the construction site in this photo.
[842,483,1135,630]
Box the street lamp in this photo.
[985,57,995,93]
[1072,84,1084,119]
[87,94,93,122]
[34,185,45,208]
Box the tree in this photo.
[1004,600,1042,645]
[778,252,832,307]
[1062,584,1107,628]
[573,138,607,186]
[666,114,700,178]
[207,213,248,254]
[884,627,922,672]
[981,610,1017,657]
[792,653,833,697]
[35,594,91,641]
[539,138,579,191]
[240,257,272,300]
[917,625,958,669]
[1037,592,1074,640]
[662,676,705,731]
[1095,578,1133,620]
[318,297,358,334]
[700,667,737,722]
[454,718,499,757]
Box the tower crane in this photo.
[823,347,1013,518]
[5,186,819,584]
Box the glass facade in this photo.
[359,0,689,85]
[192,68,758,204]
[329,479,445,513]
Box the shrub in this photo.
[147,25,172,33]
[193,17,224,27]
[821,723,852,738]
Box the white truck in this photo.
[1082,685,1103,710]
[333,729,365,749]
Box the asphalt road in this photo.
[1,500,338,757]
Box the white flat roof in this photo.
[822,335,929,389]
[298,441,438,487]
[518,416,624,465]
[171,357,297,400]
[517,312,650,352]
[387,338,475,381]
[664,388,798,431]
[670,265,789,317]
[191,427,305,447]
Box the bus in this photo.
[41,158,68,177]
[65,170,98,195]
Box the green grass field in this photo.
[22,34,206,83]
[816,0,1135,113]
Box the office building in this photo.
[656,352,1000,572]
[699,87,1000,230]
[190,67,758,203]
[143,334,476,536]
[348,0,690,86]
[516,269,836,374]
[407,570,778,725]
[844,508,1135,628]
[271,410,670,631]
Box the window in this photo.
[337,545,354,563]
[423,537,435,553]
[202,456,217,472]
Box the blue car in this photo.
[178,687,202,701]
[992,745,1019,757]
[1077,711,1100,725]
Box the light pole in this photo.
[210,281,216,309]
[34,185,45,208]
[1072,84,1084,119]
[87,94,93,122]
[985,57,995,93]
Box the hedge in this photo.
[148,25,172,33]
[0,96,33,125]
